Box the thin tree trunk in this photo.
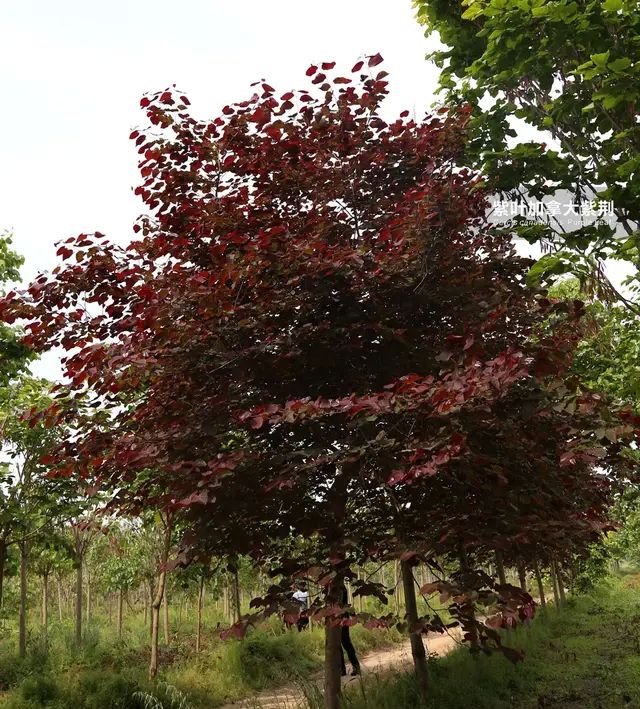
[149,516,172,679]
[19,541,28,658]
[42,572,49,635]
[401,560,429,699]
[148,580,154,637]
[75,554,83,647]
[554,561,566,604]
[162,588,170,644]
[460,547,480,651]
[117,588,124,639]
[86,573,91,627]
[143,587,148,626]
[495,550,507,586]
[394,561,400,616]
[232,566,241,623]
[57,576,63,622]
[517,561,527,592]
[196,574,205,653]
[223,578,230,623]
[323,579,343,709]
[0,538,6,609]
[550,562,560,607]
[534,561,546,608]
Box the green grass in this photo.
[0,611,402,708]
[6,577,640,708]
[342,575,640,708]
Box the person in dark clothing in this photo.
[340,586,361,676]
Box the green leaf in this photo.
[591,51,611,67]
[532,5,551,17]
[526,253,572,286]
[461,2,485,20]
[608,57,632,73]
[602,0,623,11]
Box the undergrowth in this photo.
[0,615,401,708]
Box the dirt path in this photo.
[218,629,461,709]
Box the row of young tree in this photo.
[2,1,640,704]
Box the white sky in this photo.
[0,0,445,380]
[1,0,441,287]
[0,1,632,381]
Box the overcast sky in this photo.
[0,1,631,381]
[1,0,442,287]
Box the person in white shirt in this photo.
[292,582,309,632]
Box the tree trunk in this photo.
[150,586,163,678]
[401,560,429,699]
[495,550,507,586]
[554,561,566,604]
[533,561,546,608]
[196,574,205,653]
[42,572,49,636]
[232,566,241,623]
[223,578,230,622]
[75,554,83,647]
[148,580,154,636]
[550,562,560,607]
[57,576,63,622]
[0,538,6,609]
[324,618,342,709]
[149,517,172,679]
[393,561,400,616]
[86,573,91,627]
[459,547,480,651]
[19,541,28,658]
[162,588,170,644]
[117,588,124,639]
[517,561,527,592]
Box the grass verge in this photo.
[342,575,640,708]
[0,619,401,708]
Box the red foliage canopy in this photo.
[2,60,636,642]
